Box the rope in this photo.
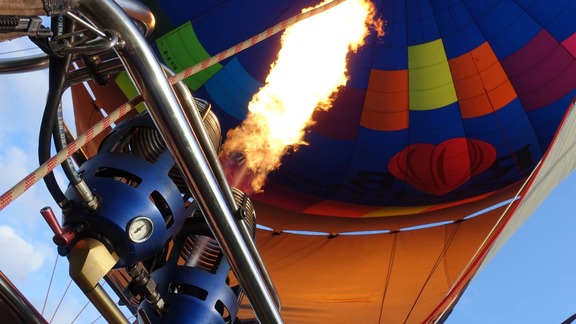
[71,300,90,324]
[49,279,73,323]
[168,0,345,85]
[41,253,59,315]
[0,97,141,211]
[0,0,346,211]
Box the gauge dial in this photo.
[127,216,154,243]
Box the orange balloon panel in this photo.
[236,206,507,323]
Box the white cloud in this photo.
[0,225,45,281]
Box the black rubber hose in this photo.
[53,102,82,185]
[52,15,83,185]
[38,16,72,207]
[562,312,576,324]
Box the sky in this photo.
[1,36,576,324]
[446,172,576,324]
[0,38,131,323]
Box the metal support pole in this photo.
[169,67,281,310]
[0,272,47,324]
[74,0,282,322]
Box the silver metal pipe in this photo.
[0,272,47,324]
[74,0,282,322]
[170,70,281,310]
[66,57,124,86]
[0,0,150,75]
[0,54,49,74]
[114,0,155,37]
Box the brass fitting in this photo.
[69,238,129,324]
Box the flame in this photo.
[221,0,382,194]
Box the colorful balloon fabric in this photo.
[143,0,576,215]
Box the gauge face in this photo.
[127,217,154,243]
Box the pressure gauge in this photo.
[127,216,154,243]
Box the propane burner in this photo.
[62,98,222,267]
[138,187,256,324]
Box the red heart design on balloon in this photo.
[388,138,496,196]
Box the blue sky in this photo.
[448,171,576,323]
[1,37,576,323]
[0,37,127,323]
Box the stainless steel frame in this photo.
[0,272,47,324]
[73,0,282,322]
[0,0,154,74]
[0,54,49,74]
[169,66,282,310]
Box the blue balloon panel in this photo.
[145,0,576,215]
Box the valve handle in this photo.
[40,206,76,246]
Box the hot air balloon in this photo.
[72,0,575,322]
[0,0,575,323]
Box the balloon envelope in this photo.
[143,0,576,218]
[72,0,576,322]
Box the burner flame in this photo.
[221,0,383,194]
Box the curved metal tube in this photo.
[169,67,282,310]
[0,54,49,74]
[74,0,282,322]
[114,0,155,37]
[0,0,153,74]
[0,272,47,324]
